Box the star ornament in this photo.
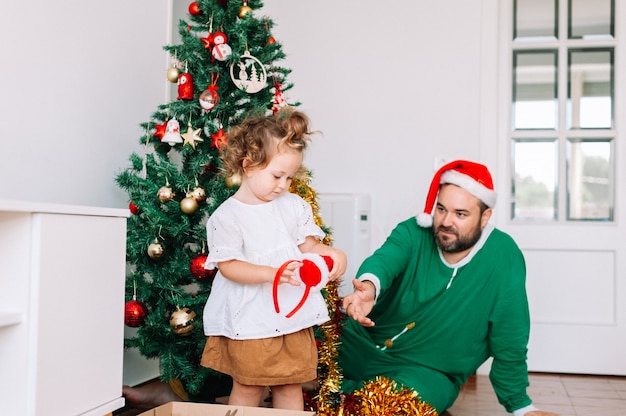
[201,33,214,50]
[182,123,204,149]
[211,128,227,150]
[153,121,168,140]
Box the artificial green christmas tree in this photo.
[114,3,438,414]
[115,0,301,400]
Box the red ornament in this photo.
[153,121,168,140]
[188,1,201,15]
[177,72,194,100]
[199,85,219,110]
[201,33,214,50]
[267,36,276,45]
[190,254,217,281]
[272,83,287,114]
[124,299,148,327]
[199,72,220,111]
[211,128,227,150]
[129,202,140,215]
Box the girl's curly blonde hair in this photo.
[220,107,315,179]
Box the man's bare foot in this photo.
[122,380,183,409]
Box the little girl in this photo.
[200,107,347,410]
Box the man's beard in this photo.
[434,221,482,253]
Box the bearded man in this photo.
[339,160,559,416]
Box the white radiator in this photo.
[317,193,371,297]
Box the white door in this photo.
[482,0,626,375]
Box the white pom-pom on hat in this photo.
[416,160,497,227]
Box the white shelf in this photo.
[0,199,130,218]
[0,203,128,415]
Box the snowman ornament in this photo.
[211,32,232,61]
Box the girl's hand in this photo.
[275,261,302,286]
[323,248,347,281]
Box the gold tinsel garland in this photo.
[291,173,437,416]
[347,377,438,416]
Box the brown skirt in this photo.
[201,327,318,386]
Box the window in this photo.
[511,0,615,221]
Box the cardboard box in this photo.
[138,401,316,416]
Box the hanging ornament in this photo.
[169,307,196,336]
[238,0,252,18]
[124,299,148,327]
[190,185,206,202]
[264,19,276,45]
[129,202,140,215]
[201,32,214,51]
[190,253,217,281]
[211,32,232,61]
[125,279,148,327]
[272,83,287,114]
[230,50,267,93]
[180,194,199,214]
[157,183,175,203]
[153,120,168,140]
[225,173,242,188]
[188,1,201,16]
[199,72,220,111]
[181,122,204,149]
[210,128,227,150]
[198,85,219,110]
[166,66,180,83]
[147,239,164,259]
[167,54,183,83]
[177,71,194,100]
[162,118,183,145]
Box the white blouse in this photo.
[203,192,330,339]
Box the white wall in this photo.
[0,0,170,209]
[261,1,491,249]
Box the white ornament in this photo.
[229,50,267,94]
[162,118,183,146]
[212,43,232,61]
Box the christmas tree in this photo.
[115,2,437,414]
[115,0,308,401]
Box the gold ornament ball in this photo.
[225,174,242,188]
[147,242,164,259]
[238,5,252,18]
[157,186,175,202]
[169,307,196,336]
[190,186,206,202]
[166,66,180,83]
[180,196,199,214]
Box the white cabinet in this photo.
[0,200,128,416]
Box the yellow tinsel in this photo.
[347,377,438,416]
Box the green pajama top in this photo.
[338,218,532,413]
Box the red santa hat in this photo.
[416,160,497,227]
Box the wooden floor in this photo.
[446,373,626,415]
[114,373,626,416]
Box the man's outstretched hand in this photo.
[342,279,376,327]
